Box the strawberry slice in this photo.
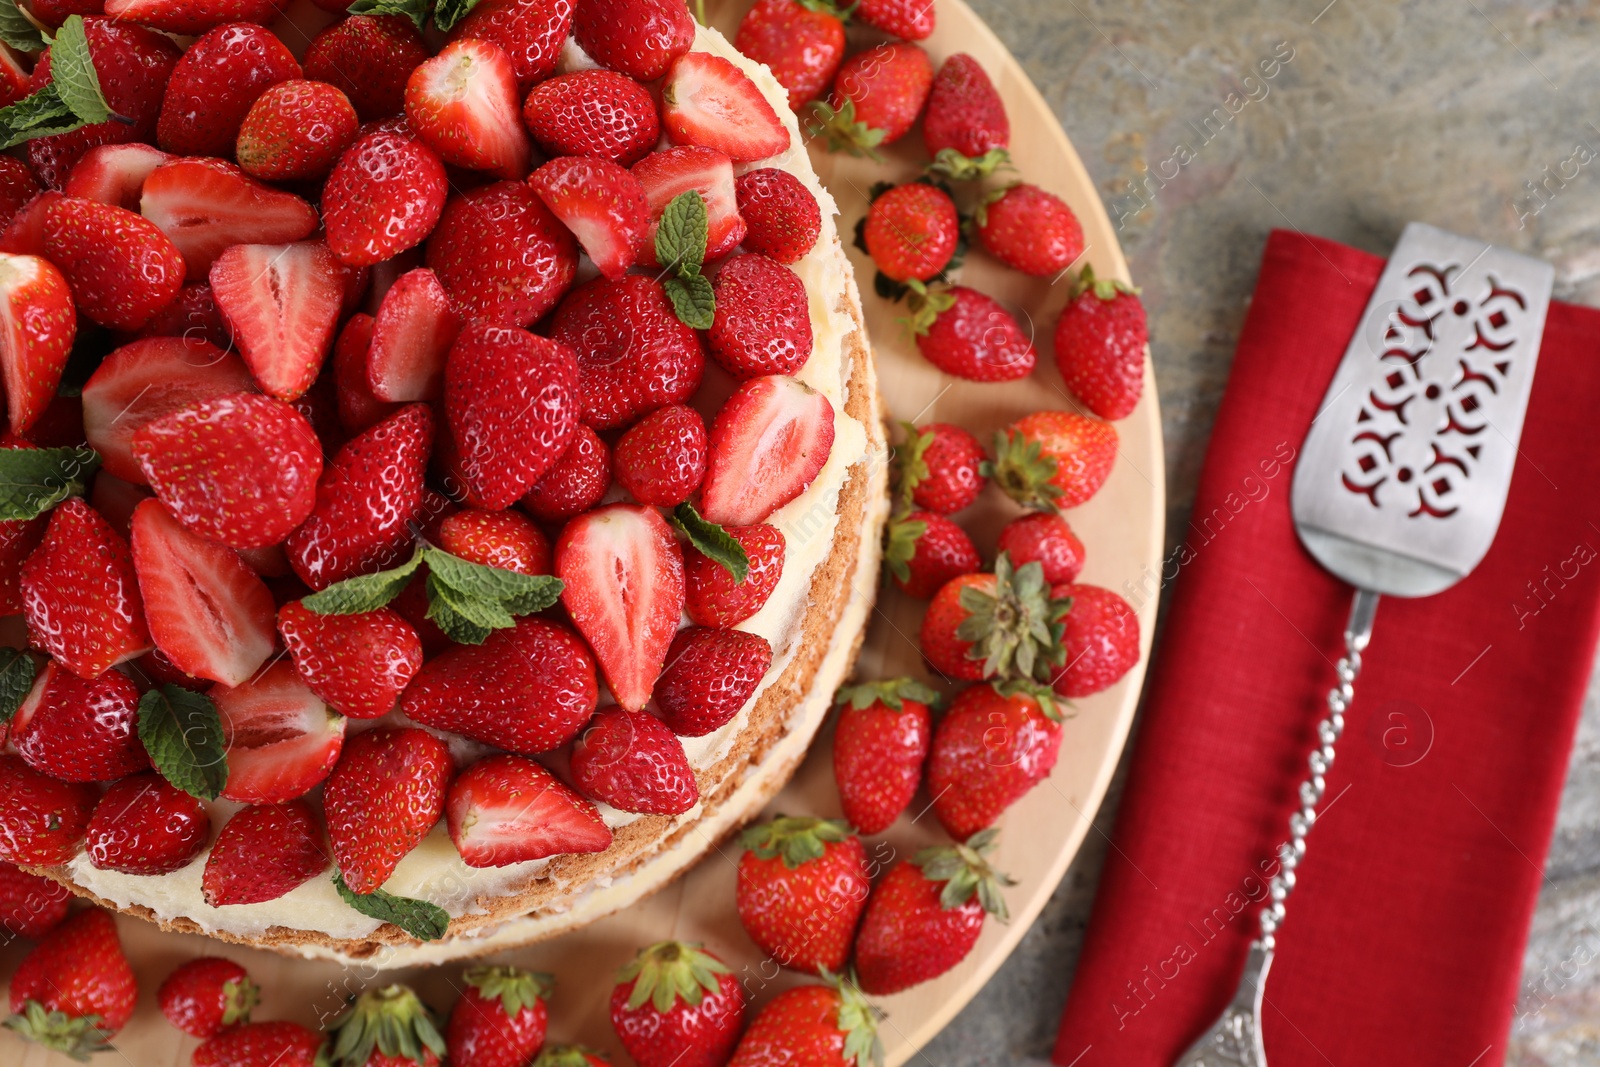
[210,241,347,401]
[82,337,256,484]
[700,375,835,526]
[527,156,650,281]
[43,196,185,331]
[555,504,684,712]
[63,144,172,211]
[661,52,791,162]
[130,499,277,688]
[632,146,746,268]
[212,660,347,804]
[446,754,612,867]
[323,725,452,894]
[404,39,530,180]
[202,799,329,907]
[0,253,75,436]
[277,600,423,720]
[140,158,319,279]
[366,268,460,403]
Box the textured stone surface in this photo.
[926,0,1600,1062]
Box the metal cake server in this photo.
[1173,223,1554,1066]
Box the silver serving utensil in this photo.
[1173,223,1553,1066]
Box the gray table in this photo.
[926,1,1600,1062]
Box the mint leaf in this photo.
[424,588,493,645]
[0,0,46,53]
[655,190,708,278]
[137,685,228,801]
[422,546,560,606]
[333,873,450,941]
[669,502,748,583]
[500,580,564,616]
[0,87,78,150]
[301,546,424,614]
[0,648,35,726]
[431,0,481,31]
[347,0,432,28]
[48,16,111,125]
[664,272,715,329]
[0,445,100,521]
[426,572,516,632]
[417,546,563,643]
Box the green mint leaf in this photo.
[47,16,111,125]
[0,0,46,53]
[0,88,81,150]
[422,546,561,608]
[347,0,432,28]
[0,648,35,726]
[655,190,708,278]
[0,444,100,521]
[669,501,748,583]
[431,0,481,31]
[500,579,564,616]
[332,873,450,941]
[301,546,424,614]
[664,272,715,329]
[426,572,516,631]
[424,581,495,645]
[137,685,228,801]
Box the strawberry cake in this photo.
[0,6,886,966]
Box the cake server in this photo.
[1173,222,1554,1066]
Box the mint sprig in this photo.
[0,444,100,521]
[333,874,450,941]
[137,685,229,801]
[345,0,480,33]
[668,502,749,583]
[0,0,46,53]
[656,191,716,329]
[0,648,35,726]
[0,16,117,150]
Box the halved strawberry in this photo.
[130,499,276,688]
[661,52,790,162]
[43,196,184,331]
[527,156,650,281]
[140,158,319,279]
[82,337,256,484]
[700,375,835,526]
[446,754,612,867]
[632,146,746,267]
[212,660,347,805]
[210,241,347,401]
[555,504,684,712]
[277,600,422,719]
[323,725,452,894]
[63,144,172,211]
[367,268,460,403]
[405,39,530,180]
[202,799,329,907]
[0,253,75,436]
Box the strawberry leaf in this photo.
[346,0,432,28]
[137,685,229,801]
[333,873,450,941]
[431,0,482,31]
[0,647,34,725]
[834,677,940,712]
[46,15,111,125]
[0,445,99,520]
[881,511,926,584]
[655,190,709,278]
[669,502,748,583]
[926,146,1011,182]
[664,273,715,329]
[301,545,424,615]
[0,0,46,53]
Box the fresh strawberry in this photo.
[302,15,430,122]
[975,182,1084,278]
[571,706,697,814]
[996,512,1084,585]
[923,53,1009,177]
[910,286,1036,382]
[278,601,422,719]
[734,0,845,111]
[986,410,1118,510]
[0,755,98,864]
[193,1021,323,1067]
[334,313,399,434]
[367,268,460,402]
[613,402,708,507]
[21,0,101,28]
[0,191,59,257]
[21,498,152,678]
[733,167,820,264]
[896,421,986,514]
[917,554,1070,682]
[855,0,934,39]
[0,43,27,108]
[213,660,347,804]
[528,155,650,280]
[662,52,790,162]
[546,274,704,430]
[437,508,551,574]
[324,725,452,894]
[426,181,577,327]
[103,0,286,35]
[323,128,448,268]
[1054,266,1148,420]
[321,985,446,1067]
[157,957,258,1039]
[451,0,573,88]
[728,976,880,1067]
[854,830,1012,995]
[832,678,935,833]
[0,508,47,615]
[446,755,611,867]
[520,70,660,167]
[10,659,147,782]
[210,241,347,400]
[6,909,137,1058]
[286,404,433,589]
[884,509,979,599]
[0,860,71,939]
[0,157,41,225]
[403,617,598,754]
[62,143,170,211]
[610,942,743,1067]
[700,375,835,526]
[736,817,867,974]
[683,523,784,628]
[155,24,300,157]
[572,0,693,81]
[0,252,75,435]
[707,254,812,379]
[1048,582,1139,697]
[140,158,319,279]
[236,79,360,182]
[862,182,957,282]
[928,682,1063,839]
[632,146,746,267]
[445,965,553,1067]
[42,196,183,330]
[133,392,323,548]
[85,772,211,874]
[406,39,530,180]
[655,626,772,736]
[813,43,933,154]
[201,798,329,906]
[520,423,610,522]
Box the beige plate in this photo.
[1,1,1163,1062]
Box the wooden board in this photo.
[0,2,1165,1062]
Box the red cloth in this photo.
[1054,229,1600,1066]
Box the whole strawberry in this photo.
[884,509,980,600]
[85,772,211,875]
[155,23,301,158]
[1055,266,1148,420]
[832,678,936,834]
[734,168,822,264]
[278,601,423,719]
[445,966,552,1067]
[572,0,693,81]
[997,512,1086,585]
[323,128,448,268]
[985,411,1118,511]
[736,817,869,975]
[521,424,612,522]
[728,975,881,1067]
[655,626,773,736]
[855,0,934,39]
[895,422,987,514]
[683,522,785,629]
[157,956,259,1039]
[0,754,99,865]
[909,286,1036,382]
[928,681,1064,840]
[976,183,1085,279]
[918,553,1070,682]
[322,984,446,1067]
[853,830,1013,995]
[812,42,933,155]
[571,706,698,815]
[9,660,149,782]
[0,860,71,939]
[323,726,453,895]
[202,799,330,907]
[302,15,430,122]
[522,70,660,167]
[709,254,813,379]
[610,941,745,1067]
[734,0,846,111]
[237,79,360,182]
[451,0,573,88]
[923,54,1009,179]
[194,1021,323,1067]
[427,182,578,329]
[862,183,958,282]
[613,402,709,506]
[437,508,552,575]
[1049,583,1140,697]
[5,908,137,1058]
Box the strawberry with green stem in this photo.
[884,509,979,600]
[4,908,138,1059]
[1054,265,1149,421]
[832,678,937,834]
[445,966,552,1067]
[610,941,745,1067]
[917,552,1072,682]
[984,411,1118,512]
[728,972,882,1067]
[810,42,933,158]
[322,984,446,1067]
[928,679,1066,840]
[735,816,869,975]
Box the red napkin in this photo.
[1053,229,1600,1066]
